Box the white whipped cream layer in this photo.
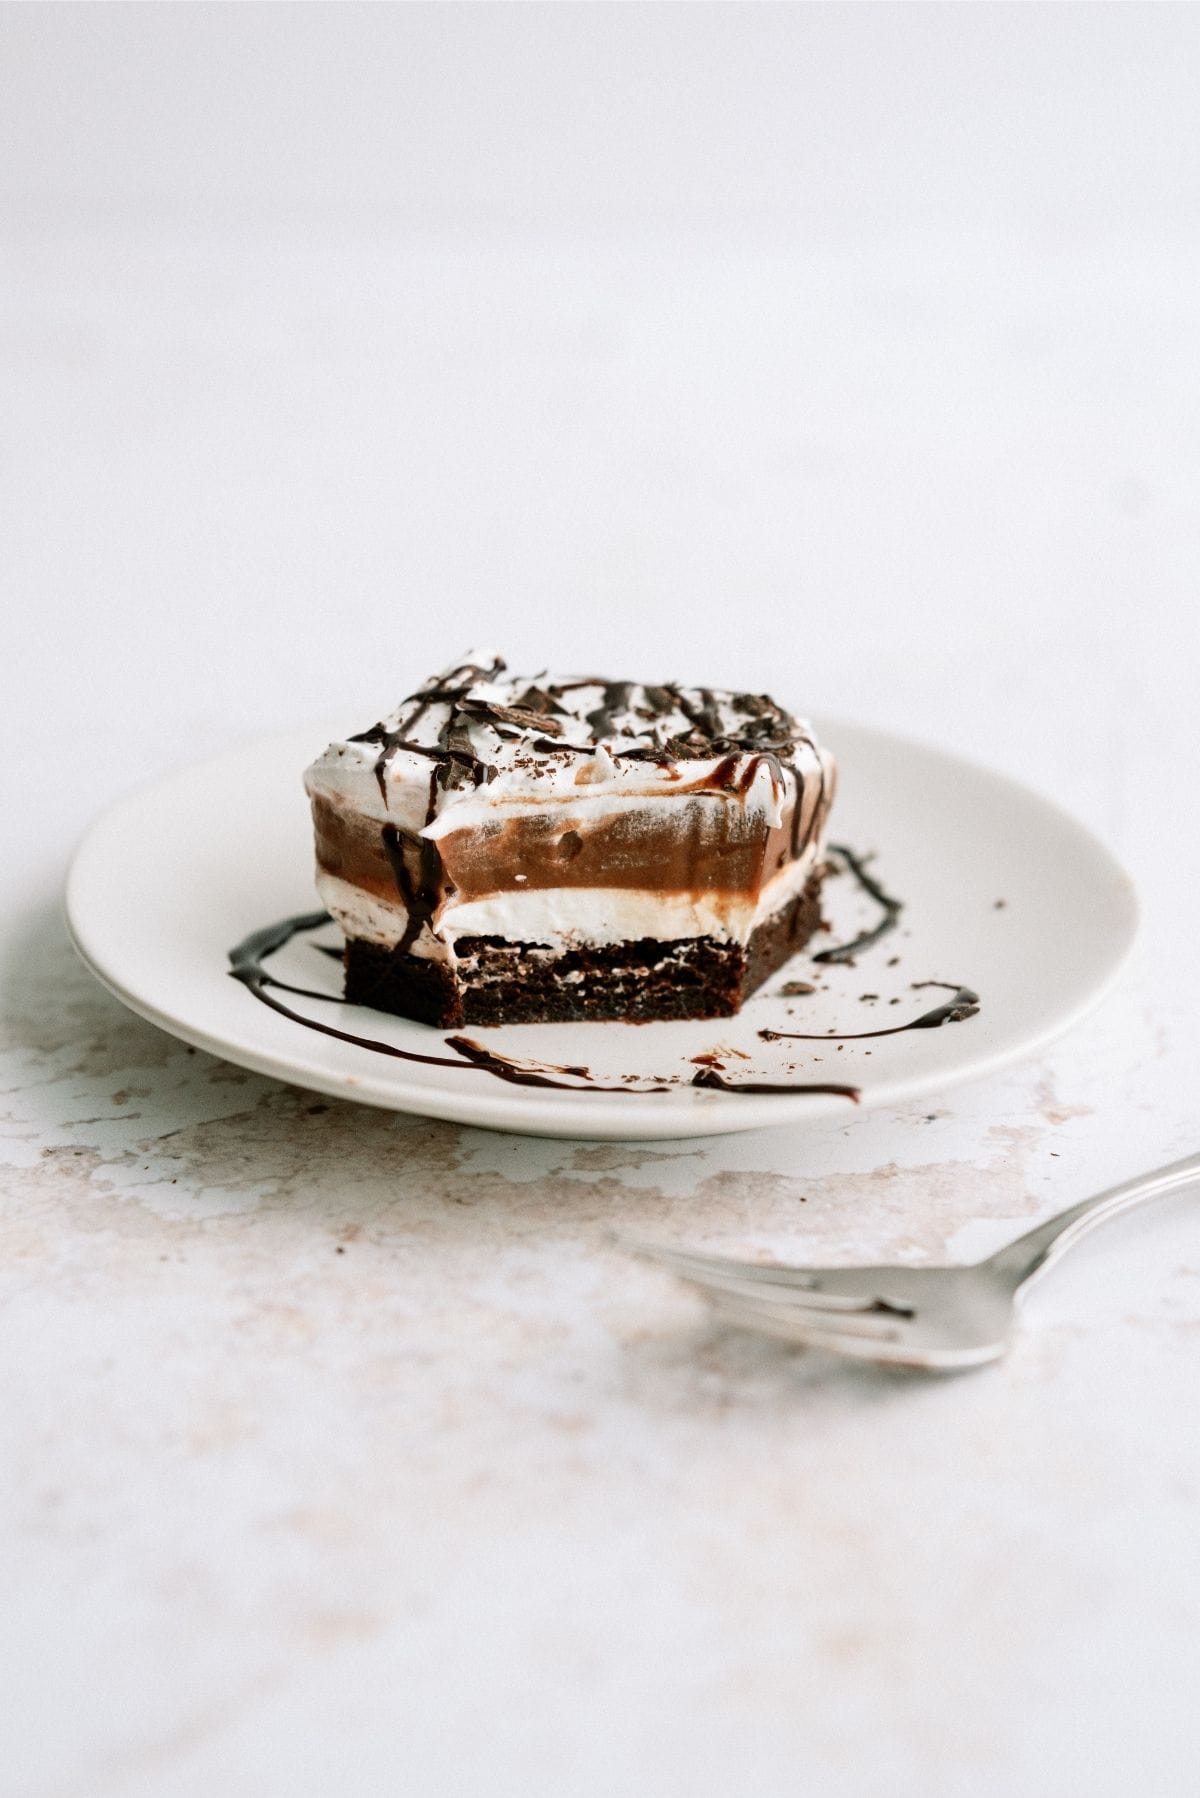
[315,837,823,963]
[304,652,833,835]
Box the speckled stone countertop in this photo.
[6,130,1200,1794]
[7,851,1199,1795]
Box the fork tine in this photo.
[693,1276,904,1336]
[707,1293,909,1359]
[622,1236,815,1285]
[621,1237,875,1310]
[709,1293,1004,1370]
[705,1290,945,1364]
[626,1244,888,1316]
[698,1283,904,1341]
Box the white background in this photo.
[6,3,1199,873]
[4,8,1200,1796]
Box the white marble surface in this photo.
[4,10,1200,1795]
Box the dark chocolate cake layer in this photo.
[343,875,826,1029]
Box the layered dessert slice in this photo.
[304,654,836,1027]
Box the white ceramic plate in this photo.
[66,719,1137,1140]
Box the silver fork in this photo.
[623,1151,1199,1370]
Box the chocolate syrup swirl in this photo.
[228,913,477,1074]
[759,981,980,1044]
[813,844,903,963]
[691,1067,860,1099]
[228,912,862,1102]
[446,1036,673,1093]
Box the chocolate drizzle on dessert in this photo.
[704,752,766,796]
[489,675,807,764]
[667,683,722,747]
[349,654,508,802]
[813,844,903,963]
[375,737,496,782]
[789,729,829,858]
[380,811,447,958]
[342,665,826,820]
[228,911,862,1101]
[759,981,980,1043]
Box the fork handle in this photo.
[984,1150,1200,1291]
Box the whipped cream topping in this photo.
[305,652,830,834]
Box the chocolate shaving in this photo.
[456,697,565,736]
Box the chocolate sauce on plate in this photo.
[691,1067,860,1099]
[813,844,904,963]
[228,911,863,1102]
[446,1036,674,1093]
[760,981,980,1043]
[228,913,475,1074]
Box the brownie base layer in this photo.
[342,874,826,1029]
